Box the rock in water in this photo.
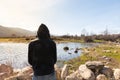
[63,46,69,51]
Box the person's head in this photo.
[37,24,50,39]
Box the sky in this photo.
[0,0,120,35]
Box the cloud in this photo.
[0,0,62,12]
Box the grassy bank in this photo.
[0,37,105,43]
[65,42,120,72]
[0,37,83,43]
[54,38,84,43]
[0,37,33,43]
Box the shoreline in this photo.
[0,37,105,43]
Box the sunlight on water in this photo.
[0,43,28,69]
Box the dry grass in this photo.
[0,38,31,43]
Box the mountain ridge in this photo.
[0,25,36,37]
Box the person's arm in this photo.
[53,42,57,64]
[28,43,33,65]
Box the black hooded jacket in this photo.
[28,24,57,76]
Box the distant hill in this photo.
[0,25,36,37]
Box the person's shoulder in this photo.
[29,40,40,46]
[49,39,56,44]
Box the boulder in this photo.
[55,64,62,80]
[13,69,21,75]
[114,69,120,80]
[5,74,32,80]
[79,64,95,80]
[0,73,8,80]
[96,74,107,80]
[85,61,104,75]
[5,66,33,80]
[61,64,69,80]
[0,64,13,80]
[63,46,69,51]
[65,70,83,80]
[0,64,13,74]
[100,66,114,79]
[20,66,33,74]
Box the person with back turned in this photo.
[28,24,57,80]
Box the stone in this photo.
[0,64,13,80]
[20,66,33,74]
[63,46,69,51]
[5,66,33,80]
[0,64,13,74]
[5,74,32,80]
[79,64,95,80]
[96,74,107,80]
[61,64,69,80]
[100,66,113,79]
[0,73,8,80]
[13,69,21,75]
[103,50,111,53]
[55,64,62,80]
[85,61,104,70]
[85,61,104,75]
[114,69,120,80]
[65,70,83,80]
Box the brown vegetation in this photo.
[52,33,120,43]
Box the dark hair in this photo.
[37,24,50,39]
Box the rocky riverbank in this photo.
[0,64,33,80]
[1,61,120,80]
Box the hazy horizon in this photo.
[0,0,120,35]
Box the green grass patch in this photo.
[93,39,105,43]
[65,54,97,71]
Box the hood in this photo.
[37,24,50,39]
